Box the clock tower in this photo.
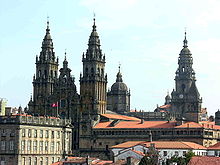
[171,32,202,122]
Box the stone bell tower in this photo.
[79,18,107,149]
[28,20,59,115]
[171,32,202,122]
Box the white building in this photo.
[111,141,207,163]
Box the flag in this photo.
[51,102,58,107]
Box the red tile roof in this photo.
[101,114,141,121]
[208,142,220,150]
[94,120,176,129]
[111,141,206,150]
[111,141,145,148]
[188,156,220,165]
[176,121,220,129]
[159,104,171,109]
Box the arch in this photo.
[181,84,186,92]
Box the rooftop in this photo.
[111,141,206,150]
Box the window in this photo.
[34,157,37,165]
[52,157,55,163]
[39,141,43,151]
[33,141,37,151]
[28,129,31,138]
[28,157,31,165]
[57,142,60,152]
[27,141,31,151]
[175,151,179,156]
[183,151,186,155]
[1,141,5,150]
[9,141,14,150]
[21,140,25,151]
[40,130,43,138]
[45,141,48,151]
[40,157,43,165]
[22,157,26,165]
[45,130,49,138]
[45,157,48,165]
[51,142,54,152]
[57,131,60,139]
[51,131,54,138]
[22,129,26,137]
[34,130,37,138]
[163,151,167,156]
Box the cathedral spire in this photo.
[116,65,123,82]
[183,31,188,48]
[63,50,68,69]
[42,19,53,50]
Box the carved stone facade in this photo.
[171,33,202,122]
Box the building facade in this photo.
[0,115,72,165]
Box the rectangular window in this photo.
[39,141,43,151]
[45,141,48,151]
[28,157,31,165]
[163,151,167,156]
[21,140,25,151]
[28,129,31,138]
[1,141,6,150]
[52,157,54,163]
[45,130,49,138]
[45,157,48,165]
[57,142,60,152]
[33,141,37,151]
[57,131,60,139]
[27,141,31,151]
[40,130,43,138]
[9,141,14,151]
[183,151,186,155]
[22,129,26,137]
[34,157,37,165]
[34,130,37,138]
[51,131,54,138]
[175,151,179,156]
[51,142,54,152]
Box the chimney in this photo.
[126,157,131,165]
[149,130,152,142]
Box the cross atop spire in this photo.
[116,65,123,82]
[183,31,188,48]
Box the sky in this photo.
[1,0,220,115]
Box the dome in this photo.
[110,66,128,92]
[180,47,191,55]
[111,81,128,91]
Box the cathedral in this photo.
[25,18,220,160]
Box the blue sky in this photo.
[1,0,220,115]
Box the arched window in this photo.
[181,84,186,92]
[85,68,88,76]
[38,70,41,77]
[91,68,94,76]
[101,69,104,77]
[44,70,47,78]
[50,70,53,78]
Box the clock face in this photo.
[179,94,184,99]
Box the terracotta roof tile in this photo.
[111,141,145,148]
[175,121,220,129]
[188,156,220,165]
[159,104,171,109]
[101,114,141,121]
[208,142,220,150]
[94,121,176,129]
[111,141,206,150]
